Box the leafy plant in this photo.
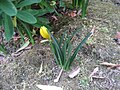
[0,0,60,44]
[0,0,42,44]
[72,0,89,18]
[49,27,92,70]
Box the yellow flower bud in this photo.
[40,26,50,39]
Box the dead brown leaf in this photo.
[51,15,58,20]
[100,62,120,68]
[92,76,105,79]
[114,32,120,45]
[68,67,80,78]
[115,32,120,39]
[13,36,21,41]
[89,67,99,77]
[36,84,63,90]
[68,11,77,17]
[54,68,63,82]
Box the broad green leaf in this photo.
[37,9,51,16]
[0,11,2,26]
[0,44,7,54]
[33,18,51,29]
[25,9,39,16]
[46,6,55,13]
[17,0,42,8]
[0,20,2,26]
[0,0,17,16]
[0,9,2,15]
[3,14,14,41]
[16,10,37,24]
[0,10,2,26]
[33,18,43,28]
[39,1,55,13]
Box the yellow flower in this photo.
[40,26,50,39]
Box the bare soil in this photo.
[0,0,120,90]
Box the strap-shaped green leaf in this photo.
[59,31,66,46]
[65,32,91,70]
[0,0,17,16]
[16,10,37,24]
[67,43,72,59]
[16,26,25,43]
[19,21,35,45]
[51,34,64,66]
[17,0,42,8]
[81,0,89,18]
[3,14,14,41]
[51,42,59,65]
[51,42,63,66]
[62,41,67,64]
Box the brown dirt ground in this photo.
[0,0,120,90]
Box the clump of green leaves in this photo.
[72,0,89,18]
[0,0,42,44]
[49,27,92,71]
[0,0,61,45]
